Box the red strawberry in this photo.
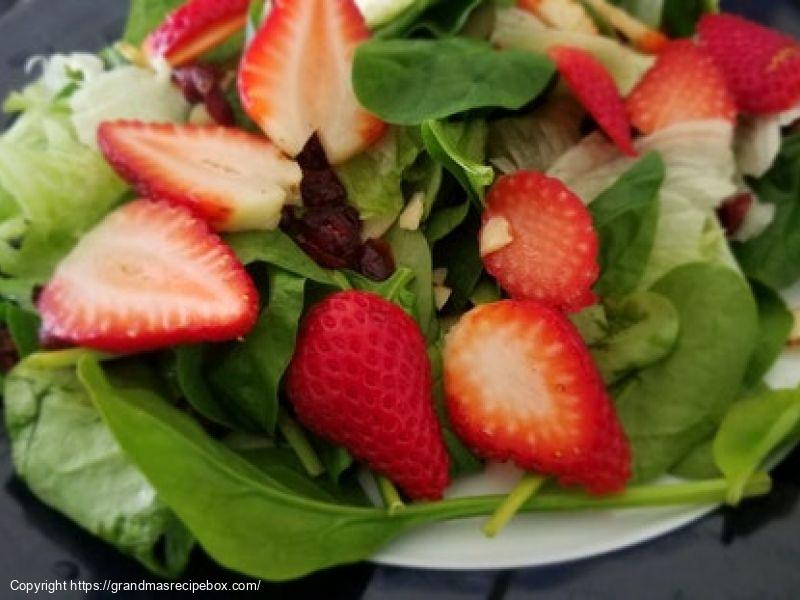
[626,40,737,134]
[698,13,800,115]
[98,121,302,232]
[548,46,636,156]
[480,171,599,313]
[144,0,250,67]
[286,290,450,500]
[38,199,259,353]
[444,300,631,495]
[238,0,387,165]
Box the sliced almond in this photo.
[398,192,425,231]
[480,216,514,257]
[434,285,453,311]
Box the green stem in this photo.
[400,473,772,522]
[377,475,405,515]
[483,474,547,538]
[23,348,117,370]
[277,409,325,477]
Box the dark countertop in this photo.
[0,1,799,598]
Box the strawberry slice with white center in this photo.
[144,0,250,67]
[238,0,387,165]
[481,171,600,313]
[98,121,302,232]
[38,199,259,353]
[444,300,631,495]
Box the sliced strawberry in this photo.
[38,200,259,353]
[144,0,250,67]
[548,46,636,156]
[238,0,387,165]
[698,13,800,115]
[481,171,599,313]
[444,300,631,494]
[98,121,302,232]
[626,40,737,134]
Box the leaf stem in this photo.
[483,474,547,537]
[376,475,405,515]
[23,348,117,370]
[277,409,325,477]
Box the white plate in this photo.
[373,283,800,570]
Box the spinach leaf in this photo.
[435,212,483,312]
[174,345,237,429]
[661,0,717,37]
[614,263,759,482]
[589,153,665,297]
[123,0,184,44]
[374,0,484,38]
[592,292,679,385]
[425,201,470,245]
[744,281,793,390]
[3,302,40,358]
[670,439,719,480]
[713,387,800,504]
[313,439,355,484]
[735,135,800,289]
[209,269,306,434]
[347,267,417,315]
[5,362,193,577]
[421,119,493,204]
[385,227,437,338]
[335,127,422,220]
[226,230,347,288]
[353,38,555,125]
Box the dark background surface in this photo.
[0,1,799,598]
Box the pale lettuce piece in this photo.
[491,7,653,94]
[356,0,416,27]
[735,103,800,178]
[549,120,739,287]
[70,65,189,149]
[26,53,105,97]
[487,93,584,174]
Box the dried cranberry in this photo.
[301,169,347,208]
[203,88,235,126]
[172,65,235,126]
[0,328,18,373]
[717,192,753,237]
[286,205,363,269]
[296,135,330,171]
[359,239,395,281]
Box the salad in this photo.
[2,0,800,582]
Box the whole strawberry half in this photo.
[444,300,631,495]
[698,13,800,115]
[286,290,450,500]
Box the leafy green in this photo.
[735,135,800,290]
[421,119,493,204]
[0,92,127,304]
[589,153,665,297]
[347,267,417,315]
[353,38,555,125]
[77,356,772,579]
[615,263,759,482]
[226,230,347,288]
[435,212,483,312]
[385,227,436,338]
[335,127,422,220]
[5,362,193,576]
[592,292,679,385]
[713,387,800,504]
[174,345,237,429]
[744,281,793,390]
[123,0,184,44]
[3,302,40,359]
[671,439,719,480]
[374,0,484,38]
[209,269,306,434]
[425,201,471,246]
[661,0,718,37]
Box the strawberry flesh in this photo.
[626,39,737,134]
[145,0,250,67]
[444,300,631,494]
[549,46,636,156]
[699,13,800,115]
[98,121,302,232]
[238,0,387,165]
[481,171,599,313]
[38,200,259,353]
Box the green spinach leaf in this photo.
[425,201,471,246]
[353,38,555,125]
[614,263,759,482]
[3,302,40,358]
[421,119,493,204]
[374,0,484,38]
[174,345,237,429]
[735,135,800,289]
[589,153,665,297]
[744,281,793,390]
[123,0,184,44]
[435,212,483,312]
[385,227,437,338]
[5,362,193,577]
[661,0,718,37]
